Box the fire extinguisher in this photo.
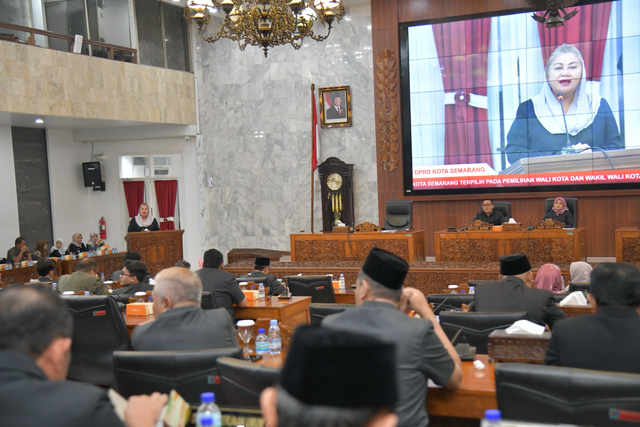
[99,216,107,239]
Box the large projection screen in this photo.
[401,0,640,195]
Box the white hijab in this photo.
[531,52,601,136]
[135,211,155,228]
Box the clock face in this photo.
[327,173,343,191]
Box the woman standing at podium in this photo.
[128,203,160,232]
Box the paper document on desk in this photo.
[505,320,545,335]
[558,291,588,306]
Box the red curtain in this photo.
[154,180,178,231]
[123,181,145,218]
[538,3,612,81]
[433,18,493,167]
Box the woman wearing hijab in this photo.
[66,233,88,255]
[128,203,160,232]
[544,197,574,227]
[32,240,49,260]
[50,238,64,258]
[535,263,565,293]
[506,44,623,164]
[570,261,593,284]
[86,232,105,251]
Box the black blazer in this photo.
[544,210,574,228]
[127,217,160,232]
[469,276,567,329]
[113,281,154,295]
[66,243,87,255]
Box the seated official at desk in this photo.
[7,237,32,264]
[543,197,574,227]
[58,258,107,295]
[66,233,88,255]
[112,261,153,295]
[473,200,507,225]
[128,203,160,232]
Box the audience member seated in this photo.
[543,197,574,228]
[470,254,566,329]
[535,263,565,293]
[544,263,640,374]
[50,237,64,258]
[66,233,88,255]
[35,259,56,283]
[32,240,49,261]
[128,203,160,232]
[260,326,399,427]
[473,200,507,225]
[570,261,592,284]
[196,249,247,321]
[58,258,107,295]
[236,257,287,296]
[174,259,191,269]
[7,237,32,264]
[322,248,462,427]
[113,261,154,295]
[112,251,142,281]
[86,233,106,251]
[0,284,167,427]
[132,267,238,351]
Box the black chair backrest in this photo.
[552,293,568,303]
[113,348,243,405]
[468,280,496,288]
[496,363,640,427]
[309,303,353,326]
[568,282,590,293]
[439,311,527,354]
[286,276,335,303]
[492,201,511,220]
[545,197,578,226]
[63,295,130,386]
[427,293,475,315]
[217,356,281,408]
[384,200,413,230]
[201,291,216,310]
[111,294,132,304]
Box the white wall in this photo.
[47,128,201,268]
[0,126,20,255]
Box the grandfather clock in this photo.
[318,157,354,231]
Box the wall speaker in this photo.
[82,162,103,190]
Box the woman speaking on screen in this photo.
[506,44,623,165]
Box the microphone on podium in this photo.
[557,93,572,150]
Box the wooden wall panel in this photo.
[371,0,639,258]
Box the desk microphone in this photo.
[557,93,571,149]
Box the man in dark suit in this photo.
[0,284,166,427]
[469,254,566,328]
[132,267,238,351]
[113,260,154,295]
[473,200,506,225]
[58,258,107,295]
[326,94,346,120]
[544,263,640,373]
[236,257,287,296]
[196,249,247,321]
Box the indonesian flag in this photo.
[312,90,321,186]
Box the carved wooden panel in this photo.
[358,239,409,261]
[294,240,343,262]
[133,236,183,276]
[622,237,640,262]
[376,49,399,172]
[488,338,550,364]
[440,240,498,262]
[512,238,574,263]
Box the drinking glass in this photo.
[237,320,255,356]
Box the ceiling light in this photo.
[35,119,44,124]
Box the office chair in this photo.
[384,200,413,230]
[568,282,590,294]
[217,357,281,408]
[309,303,353,325]
[201,291,216,310]
[427,293,475,315]
[496,363,640,427]
[286,276,336,303]
[545,197,578,226]
[492,202,512,221]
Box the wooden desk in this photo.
[61,252,126,278]
[0,260,61,284]
[290,230,425,262]
[435,228,586,263]
[560,305,593,318]
[334,287,355,304]
[124,313,154,338]
[615,227,640,262]
[234,296,311,331]
[488,330,551,364]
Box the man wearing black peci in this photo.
[473,200,507,225]
[236,257,287,296]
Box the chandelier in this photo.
[184,0,346,57]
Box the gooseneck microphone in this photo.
[557,93,571,149]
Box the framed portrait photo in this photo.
[319,86,352,128]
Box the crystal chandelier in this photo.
[184,0,346,57]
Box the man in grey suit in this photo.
[132,267,239,351]
[196,249,247,321]
[322,248,462,427]
[58,258,107,295]
[469,254,567,328]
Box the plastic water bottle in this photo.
[339,273,345,290]
[52,282,57,292]
[258,283,265,301]
[268,319,281,354]
[483,409,502,427]
[100,272,105,283]
[256,328,269,355]
[199,415,213,427]
[196,392,221,427]
[469,286,475,295]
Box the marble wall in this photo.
[195,5,378,258]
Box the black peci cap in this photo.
[255,257,270,267]
[500,254,532,276]
[362,248,409,290]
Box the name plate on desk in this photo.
[502,223,522,232]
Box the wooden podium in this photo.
[125,230,184,276]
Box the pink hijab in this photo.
[552,197,569,215]
[535,264,564,293]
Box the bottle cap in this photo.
[461,290,466,293]
[270,319,278,325]
[485,409,501,421]
[199,415,213,426]
[201,392,214,403]
[84,291,90,295]
[251,286,255,289]
[259,328,265,333]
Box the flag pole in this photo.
[310,83,315,234]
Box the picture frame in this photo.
[319,86,352,128]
